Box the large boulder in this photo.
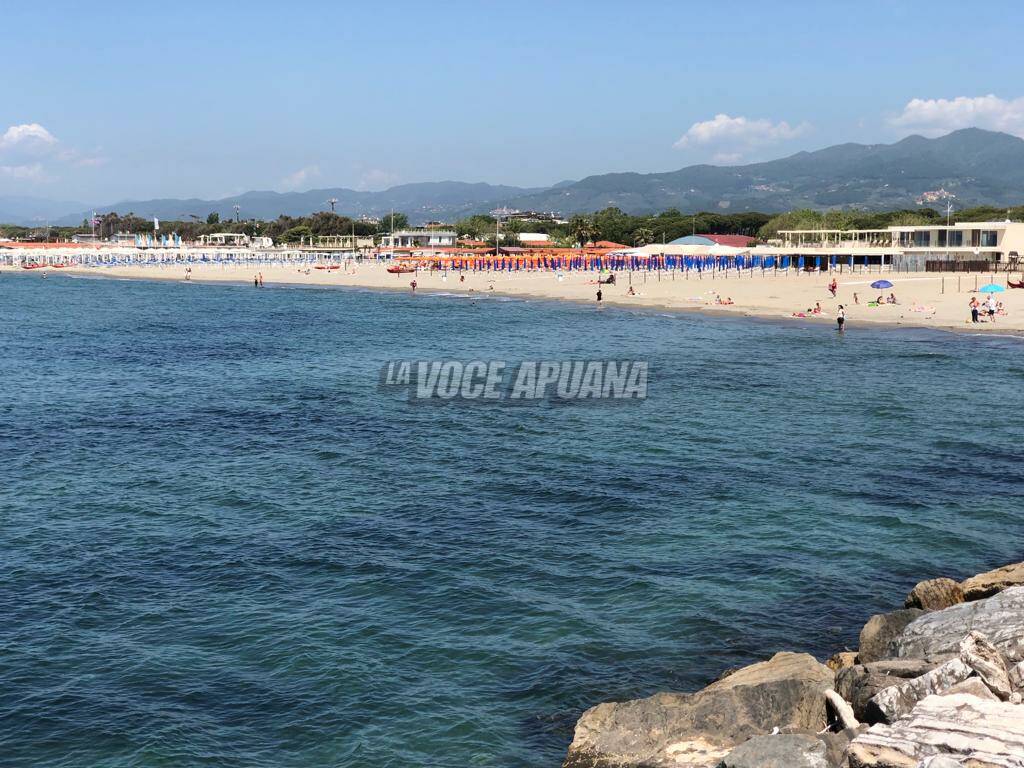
[835,659,942,723]
[961,562,1024,600]
[903,577,964,611]
[891,586,1024,663]
[718,734,829,768]
[858,609,924,663]
[826,651,858,672]
[960,631,1013,700]
[847,693,1024,768]
[867,658,972,723]
[563,652,835,768]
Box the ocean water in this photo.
[2,272,1024,768]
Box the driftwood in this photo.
[847,693,1024,768]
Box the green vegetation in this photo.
[5,204,1024,245]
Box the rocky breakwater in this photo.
[562,562,1024,768]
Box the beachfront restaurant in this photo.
[380,229,457,249]
[887,222,1024,271]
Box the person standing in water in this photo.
[254,275,259,288]
[836,304,846,332]
[410,279,417,293]
[596,288,603,303]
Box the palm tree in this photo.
[633,227,655,247]
[569,215,597,247]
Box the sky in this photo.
[2,0,1024,205]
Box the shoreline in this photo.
[8,262,1024,337]
[563,560,1024,768]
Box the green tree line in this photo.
[6,204,1024,245]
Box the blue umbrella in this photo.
[980,283,1005,293]
[870,279,893,289]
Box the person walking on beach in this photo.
[828,278,837,297]
[836,305,846,332]
[970,297,980,323]
[987,294,997,322]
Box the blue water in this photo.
[2,273,1024,768]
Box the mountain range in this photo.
[4,128,1024,226]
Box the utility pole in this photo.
[328,198,338,213]
[233,204,241,222]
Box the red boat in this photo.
[314,265,341,270]
[387,264,416,274]
[1008,278,1024,289]
[21,263,47,270]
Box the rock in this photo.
[891,586,1024,663]
[827,651,858,672]
[835,659,945,723]
[858,609,924,664]
[960,631,1012,699]
[819,726,867,767]
[941,677,999,701]
[867,658,973,723]
[903,577,964,611]
[718,734,829,768]
[961,561,1024,600]
[562,652,834,768]
[847,693,1024,768]
[1009,661,1024,692]
[921,758,966,768]
[825,689,859,730]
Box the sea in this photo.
[2,272,1023,767]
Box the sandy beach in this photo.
[6,261,1021,334]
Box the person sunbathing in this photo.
[875,295,884,304]
[812,302,822,314]
[887,293,898,304]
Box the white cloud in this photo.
[357,168,399,191]
[891,94,1024,137]
[0,123,104,187]
[0,123,57,151]
[674,113,808,150]
[280,164,321,191]
[711,152,743,165]
[0,163,47,181]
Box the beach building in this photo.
[380,229,457,248]
[198,232,250,247]
[777,221,1024,270]
[302,234,374,251]
[672,234,758,248]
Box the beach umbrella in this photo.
[980,284,1005,293]
[870,279,893,289]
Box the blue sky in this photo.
[2,0,1023,204]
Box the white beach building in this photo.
[379,229,457,249]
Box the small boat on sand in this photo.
[387,264,416,274]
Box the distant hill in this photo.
[503,128,1024,214]
[13,128,1024,227]
[0,195,88,225]
[52,181,543,226]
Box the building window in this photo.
[913,231,931,247]
[981,230,998,247]
[971,230,980,247]
[936,230,947,247]
[949,231,963,247]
